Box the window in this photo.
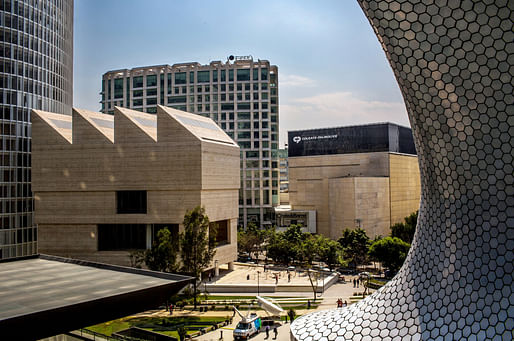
[133,89,143,97]
[238,121,251,129]
[147,98,157,105]
[221,103,234,110]
[212,70,218,82]
[253,69,259,80]
[190,72,194,83]
[238,131,251,139]
[114,78,123,99]
[117,190,147,214]
[133,98,143,106]
[238,112,250,120]
[238,103,250,110]
[98,224,147,250]
[229,70,234,81]
[211,220,229,245]
[237,69,250,81]
[175,72,186,84]
[167,74,172,93]
[146,75,157,87]
[168,96,186,103]
[146,88,157,97]
[261,68,268,81]
[197,70,210,83]
[221,70,226,82]
[133,76,143,88]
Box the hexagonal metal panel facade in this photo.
[290,0,513,340]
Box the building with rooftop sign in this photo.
[284,123,420,239]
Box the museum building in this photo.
[31,105,239,270]
[282,123,420,239]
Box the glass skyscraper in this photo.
[0,0,73,259]
[101,57,279,227]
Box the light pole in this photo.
[257,271,261,296]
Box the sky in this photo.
[73,0,410,147]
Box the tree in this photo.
[237,222,268,260]
[266,230,293,265]
[266,225,306,265]
[391,211,418,244]
[144,227,179,273]
[338,228,371,268]
[180,206,217,309]
[317,237,343,271]
[177,325,187,341]
[368,237,410,272]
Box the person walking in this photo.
[273,326,278,339]
[265,325,270,339]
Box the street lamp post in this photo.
[257,271,261,296]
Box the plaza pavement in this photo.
[132,264,373,341]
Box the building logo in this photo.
[293,134,338,143]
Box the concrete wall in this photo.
[289,152,419,239]
[388,153,421,225]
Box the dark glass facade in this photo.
[288,123,416,157]
[0,0,73,259]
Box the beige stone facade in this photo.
[288,152,420,239]
[31,105,239,268]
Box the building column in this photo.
[228,262,235,271]
[146,224,152,249]
[214,260,219,277]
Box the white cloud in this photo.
[280,74,317,87]
[279,92,410,147]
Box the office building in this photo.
[101,57,279,227]
[0,0,73,259]
[31,105,239,270]
[284,123,420,239]
[278,148,289,204]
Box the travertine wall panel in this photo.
[389,153,420,224]
[38,224,97,253]
[289,151,415,239]
[354,177,390,237]
[32,105,239,267]
[328,178,355,238]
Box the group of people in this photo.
[336,298,348,308]
[353,277,361,288]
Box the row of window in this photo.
[238,189,279,206]
[105,68,270,95]
[97,221,229,251]
[105,81,274,100]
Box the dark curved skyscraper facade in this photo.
[0,0,73,259]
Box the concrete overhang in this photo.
[0,254,193,340]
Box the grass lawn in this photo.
[87,316,227,337]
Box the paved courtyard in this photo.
[131,264,374,341]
